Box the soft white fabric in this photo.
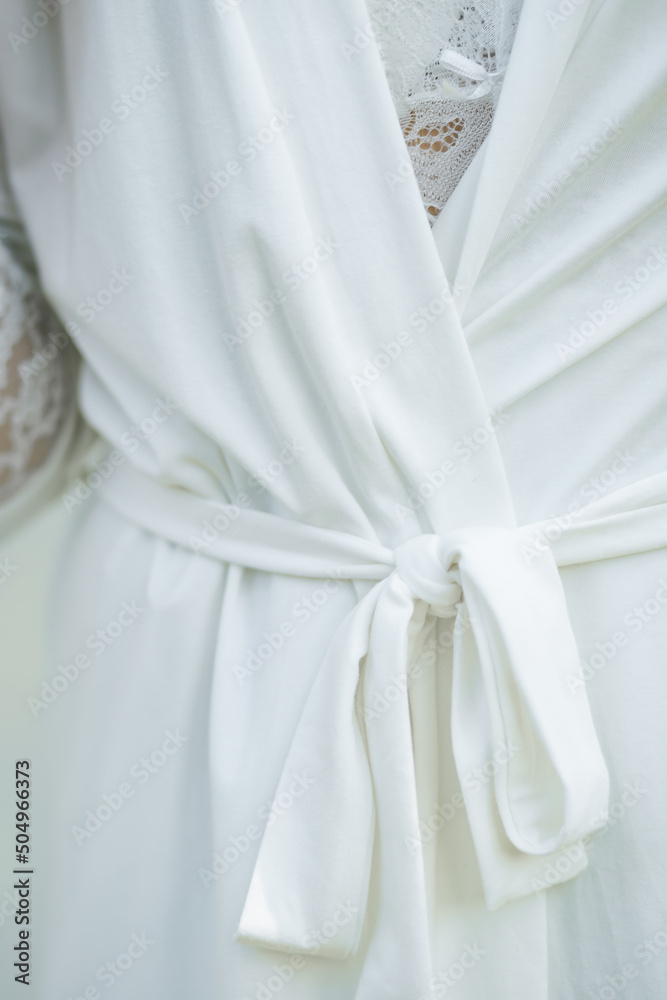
[0,0,666,998]
[100,461,630,960]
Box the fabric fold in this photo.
[446,527,609,909]
[99,464,667,959]
[236,525,610,953]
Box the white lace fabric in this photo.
[0,241,75,504]
[367,0,523,221]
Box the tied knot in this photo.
[394,534,462,618]
[437,48,505,101]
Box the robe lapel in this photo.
[432,0,594,314]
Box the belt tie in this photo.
[100,464,667,961]
[236,526,610,957]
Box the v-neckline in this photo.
[428,0,595,315]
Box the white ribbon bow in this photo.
[437,48,506,100]
[101,463,667,964]
[236,526,610,958]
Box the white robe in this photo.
[1,0,666,997]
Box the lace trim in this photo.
[367,0,523,221]
[0,241,75,503]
